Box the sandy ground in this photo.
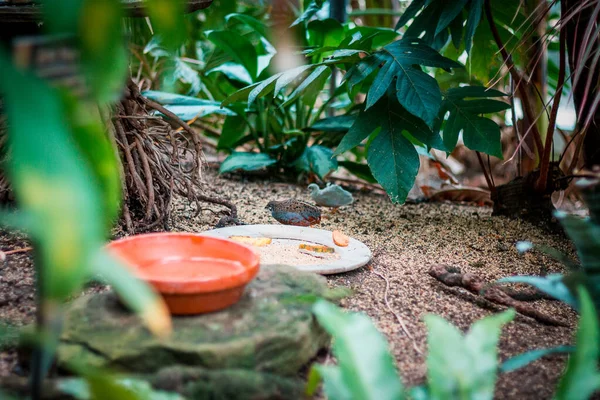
[0,168,579,399]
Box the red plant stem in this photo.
[484,0,545,157]
[476,151,496,194]
[536,2,567,192]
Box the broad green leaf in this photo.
[435,0,469,36]
[221,83,260,107]
[556,287,600,400]
[283,65,331,107]
[59,375,183,400]
[41,0,85,33]
[313,365,353,400]
[248,74,280,105]
[142,91,217,105]
[79,0,127,102]
[274,65,314,96]
[500,346,574,373]
[145,0,186,50]
[226,13,268,38]
[307,145,338,179]
[291,0,326,27]
[308,19,345,51]
[220,152,277,174]
[310,115,356,133]
[0,51,104,300]
[313,300,404,400]
[336,93,442,203]
[355,39,461,127]
[344,54,382,94]
[465,0,484,53]
[171,58,202,96]
[208,31,258,80]
[436,87,507,157]
[333,110,380,156]
[445,86,507,99]
[218,116,249,150]
[448,11,465,49]
[425,309,515,400]
[367,113,419,204]
[207,62,253,85]
[339,161,377,183]
[157,105,235,120]
[556,212,600,272]
[92,251,171,338]
[395,0,425,30]
[62,97,122,231]
[497,275,577,310]
[395,64,442,128]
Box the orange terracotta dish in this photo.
[106,233,260,315]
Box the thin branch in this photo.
[537,2,567,193]
[484,0,544,156]
[476,151,496,194]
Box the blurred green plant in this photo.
[309,285,600,400]
[0,0,200,396]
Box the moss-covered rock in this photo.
[57,264,330,399]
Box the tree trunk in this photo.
[564,0,600,167]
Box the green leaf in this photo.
[59,375,183,400]
[170,58,202,96]
[395,0,425,30]
[0,51,105,300]
[339,161,377,183]
[437,87,507,157]
[336,92,442,203]
[79,0,127,102]
[92,251,170,338]
[156,105,235,120]
[465,0,484,53]
[226,13,268,38]
[314,365,353,400]
[62,97,122,231]
[145,0,186,50]
[207,63,253,85]
[291,0,326,27]
[395,64,442,128]
[218,116,249,150]
[283,65,331,107]
[367,111,419,204]
[435,0,469,36]
[310,115,357,133]
[220,152,277,174]
[208,30,258,80]
[556,212,600,272]
[556,287,600,400]
[248,74,280,104]
[497,275,577,310]
[500,346,574,373]
[306,145,338,179]
[425,310,515,400]
[221,83,260,107]
[312,300,404,400]
[357,39,461,127]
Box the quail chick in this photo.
[308,183,354,211]
[265,199,321,227]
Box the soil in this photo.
[0,168,579,399]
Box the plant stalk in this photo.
[484,0,545,157]
[536,1,566,192]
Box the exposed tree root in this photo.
[429,265,569,327]
[108,80,242,232]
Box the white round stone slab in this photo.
[201,224,371,275]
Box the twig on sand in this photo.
[371,268,423,355]
[428,265,569,327]
[0,246,33,262]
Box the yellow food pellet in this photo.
[298,243,335,253]
[228,236,272,247]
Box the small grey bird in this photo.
[265,199,322,227]
[308,183,354,211]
